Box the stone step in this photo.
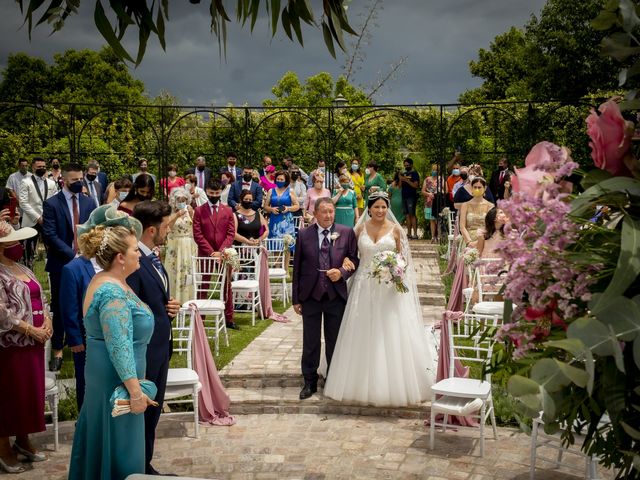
[222,373,304,389]
[226,386,430,419]
[418,293,446,306]
[417,283,444,294]
[411,251,438,259]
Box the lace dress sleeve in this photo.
[98,285,137,382]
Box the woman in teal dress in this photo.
[265,170,300,239]
[363,160,387,203]
[388,172,406,224]
[332,174,359,227]
[69,212,155,480]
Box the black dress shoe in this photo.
[226,323,240,330]
[49,357,63,372]
[299,383,317,400]
[146,465,178,476]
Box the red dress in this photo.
[0,279,46,436]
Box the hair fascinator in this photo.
[77,204,143,239]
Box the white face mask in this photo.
[365,168,371,176]
[169,171,177,178]
[118,191,128,201]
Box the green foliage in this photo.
[14,0,356,65]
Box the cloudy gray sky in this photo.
[0,1,547,106]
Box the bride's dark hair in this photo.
[367,191,390,212]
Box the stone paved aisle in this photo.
[22,414,609,479]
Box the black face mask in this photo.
[460,172,469,180]
[207,195,220,204]
[52,163,60,170]
[241,200,253,209]
[86,173,97,182]
[136,193,149,201]
[68,181,83,194]
[243,173,253,182]
[291,172,300,181]
[197,165,205,172]
[498,165,506,171]
[35,168,47,177]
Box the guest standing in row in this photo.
[349,158,365,214]
[118,174,155,215]
[165,188,196,305]
[332,174,359,227]
[185,174,208,207]
[304,172,330,224]
[234,190,269,245]
[388,173,405,224]
[160,163,185,197]
[364,161,387,203]
[265,171,299,238]
[0,224,51,474]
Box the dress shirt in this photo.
[6,171,32,195]
[138,241,167,291]
[62,188,78,226]
[86,179,99,207]
[90,257,103,274]
[242,181,252,191]
[317,224,335,250]
[209,201,219,215]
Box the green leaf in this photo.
[94,0,134,63]
[249,0,260,31]
[601,35,640,61]
[289,7,303,46]
[604,0,620,10]
[600,217,640,301]
[531,358,588,391]
[281,8,292,40]
[591,294,640,341]
[329,10,347,52]
[322,21,336,58]
[571,176,640,215]
[619,0,640,33]
[270,0,280,36]
[503,298,513,323]
[156,5,166,51]
[507,375,541,414]
[567,317,625,372]
[634,338,640,370]
[581,169,613,190]
[591,10,618,31]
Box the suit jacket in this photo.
[127,253,172,357]
[219,165,242,180]
[186,167,212,189]
[292,223,359,305]
[192,203,236,256]
[227,180,263,211]
[18,176,57,227]
[83,177,103,208]
[60,256,95,347]
[489,169,512,201]
[42,190,96,274]
[97,171,108,200]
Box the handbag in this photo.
[110,379,158,417]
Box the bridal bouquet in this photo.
[369,250,409,293]
[463,247,479,266]
[221,248,240,270]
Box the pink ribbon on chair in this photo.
[258,247,290,323]
[188,303,236,426]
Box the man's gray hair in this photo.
[314,196,335,212]
[86,160,99,170]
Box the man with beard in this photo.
[128,200,181,476]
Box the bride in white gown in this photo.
[323,191,436,407]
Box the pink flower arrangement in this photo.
[586,99,634,177]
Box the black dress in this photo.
[234,211,262,244]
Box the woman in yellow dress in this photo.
[349,158,365,214]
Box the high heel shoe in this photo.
[13,443,46,462]
[0,456,26,474]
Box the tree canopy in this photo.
[14,0,356,65]
[461,0,618,102]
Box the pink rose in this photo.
[511,142,558,197]
[586,99,634,177]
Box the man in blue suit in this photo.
[227,165,263,211]
[128,200,181,476]
[42,163,96,371]
[60,255,99,409]
[219,151,242,180]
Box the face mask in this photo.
[140,165,148,171]
[68,180,83,194]
[168,171,176,178]
[86,173,97,182]
[431,171,437,177]
[275,180,287,188]
[351,164,359,172]
[136,192,150,201]
[318,167,325,173]
[176,202,187,210]
[197,165,205,172]
[452,169,460,176]
[221,177,229,186]
[404,165,412,171]
[241,200,253,209]
[460,172,468,180]
[228,160,236,166]
[472,188,484,197]
[35,168,47,177]
[314,182,323,189]
[364,168,371,175]
[207,195,220,204]
[118,191,128,201]
[341,183,350,190]
[291,172,300,181]
[498,165,506,171]
[243,173,253,182]
[52,163,60,170]
[3,243,24,262]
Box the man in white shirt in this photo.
[5,158,31,206]
[19,157,57,267]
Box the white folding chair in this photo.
[530,413,606,479]
[180,256,228,355]
[164,308,201,438]
[231,245,263,326]
[446,209,457,260]
[43,341,59,451]
[429,312,502,457]
[471,258,507,317]
[264,238,289,305]
[293,215,306,231]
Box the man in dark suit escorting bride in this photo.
[292,197,359,400]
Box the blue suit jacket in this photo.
[227,180,263,211]
[60,256,95,347]
[127,254,172,359]
[97,171,108,199]
[42,190,96,274]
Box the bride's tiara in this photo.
[368,191,389,201]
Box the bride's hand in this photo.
[342,257,355,272]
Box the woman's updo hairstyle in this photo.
[471,176,487,187]
[367,190,390,211]
[79,225,136,270]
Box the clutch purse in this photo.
[110,379,158,417]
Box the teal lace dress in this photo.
[69,282,154,480]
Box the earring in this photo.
[122,264,125,272]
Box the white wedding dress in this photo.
[323,226,437,407]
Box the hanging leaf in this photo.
[322,21,336,58]
[94,0,134,63]
[619,0,640,33]
[270,0,280,36]
[567,317,626,372]
[591,10,618,31]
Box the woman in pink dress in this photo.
[259,165,277,191]
[303,171,331,224]
[159,163,185,197]
[476,207,507,258]
[0,223,51,473]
